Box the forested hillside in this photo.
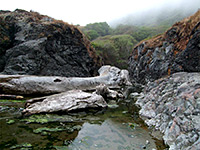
[79,0,200,69]
[80,23,172,69]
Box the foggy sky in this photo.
[1,0,199,26]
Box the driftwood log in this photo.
[23,90,107,116]
[0,65,132,95]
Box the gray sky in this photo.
[0,0,189,25]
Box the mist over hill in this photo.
[109,0,200,27]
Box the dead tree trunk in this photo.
[0,65,132,95]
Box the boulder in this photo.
[23,90,107,116]
[0,9,101,77]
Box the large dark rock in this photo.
[135,72,200,149]
[175,30,200,72]
[0,9,101,77]
[128,10,200,84]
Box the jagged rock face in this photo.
[0,9,101,77]
[136,72,200,150]
[128,10,200,84]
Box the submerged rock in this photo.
[33,125,82,134]
[23,90,107,115]
[136,72,200,150]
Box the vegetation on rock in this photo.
[128,10,200,84]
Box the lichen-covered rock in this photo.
[128,10,200,84]
[0,9,101,77]
[23,90,107,116]
[136,72,200,150]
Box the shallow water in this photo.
[0,99,167,150]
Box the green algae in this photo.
[33,127,64,134]
[21,115,49,124]
[0,96,167,150]
[0,99,26,103]
[21,114,82,124]
[10,143,32,149]
[6,119,15,124]
[33,125,82,135]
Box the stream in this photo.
[0,98,167,150]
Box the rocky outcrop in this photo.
[128,10,200,84]
[23,90,107,116]
[0,65,131,95]
[136,72,200,150]
[0,9,101,77]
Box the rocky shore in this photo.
[1,9,200,150]
[127,10,200,149]
[135,72,200,150]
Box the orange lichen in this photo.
[194,89,200,95]
[168,68,171,76]
[182,93,193,100]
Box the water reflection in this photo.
[0,99,166,150]
[67,119,157,150]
